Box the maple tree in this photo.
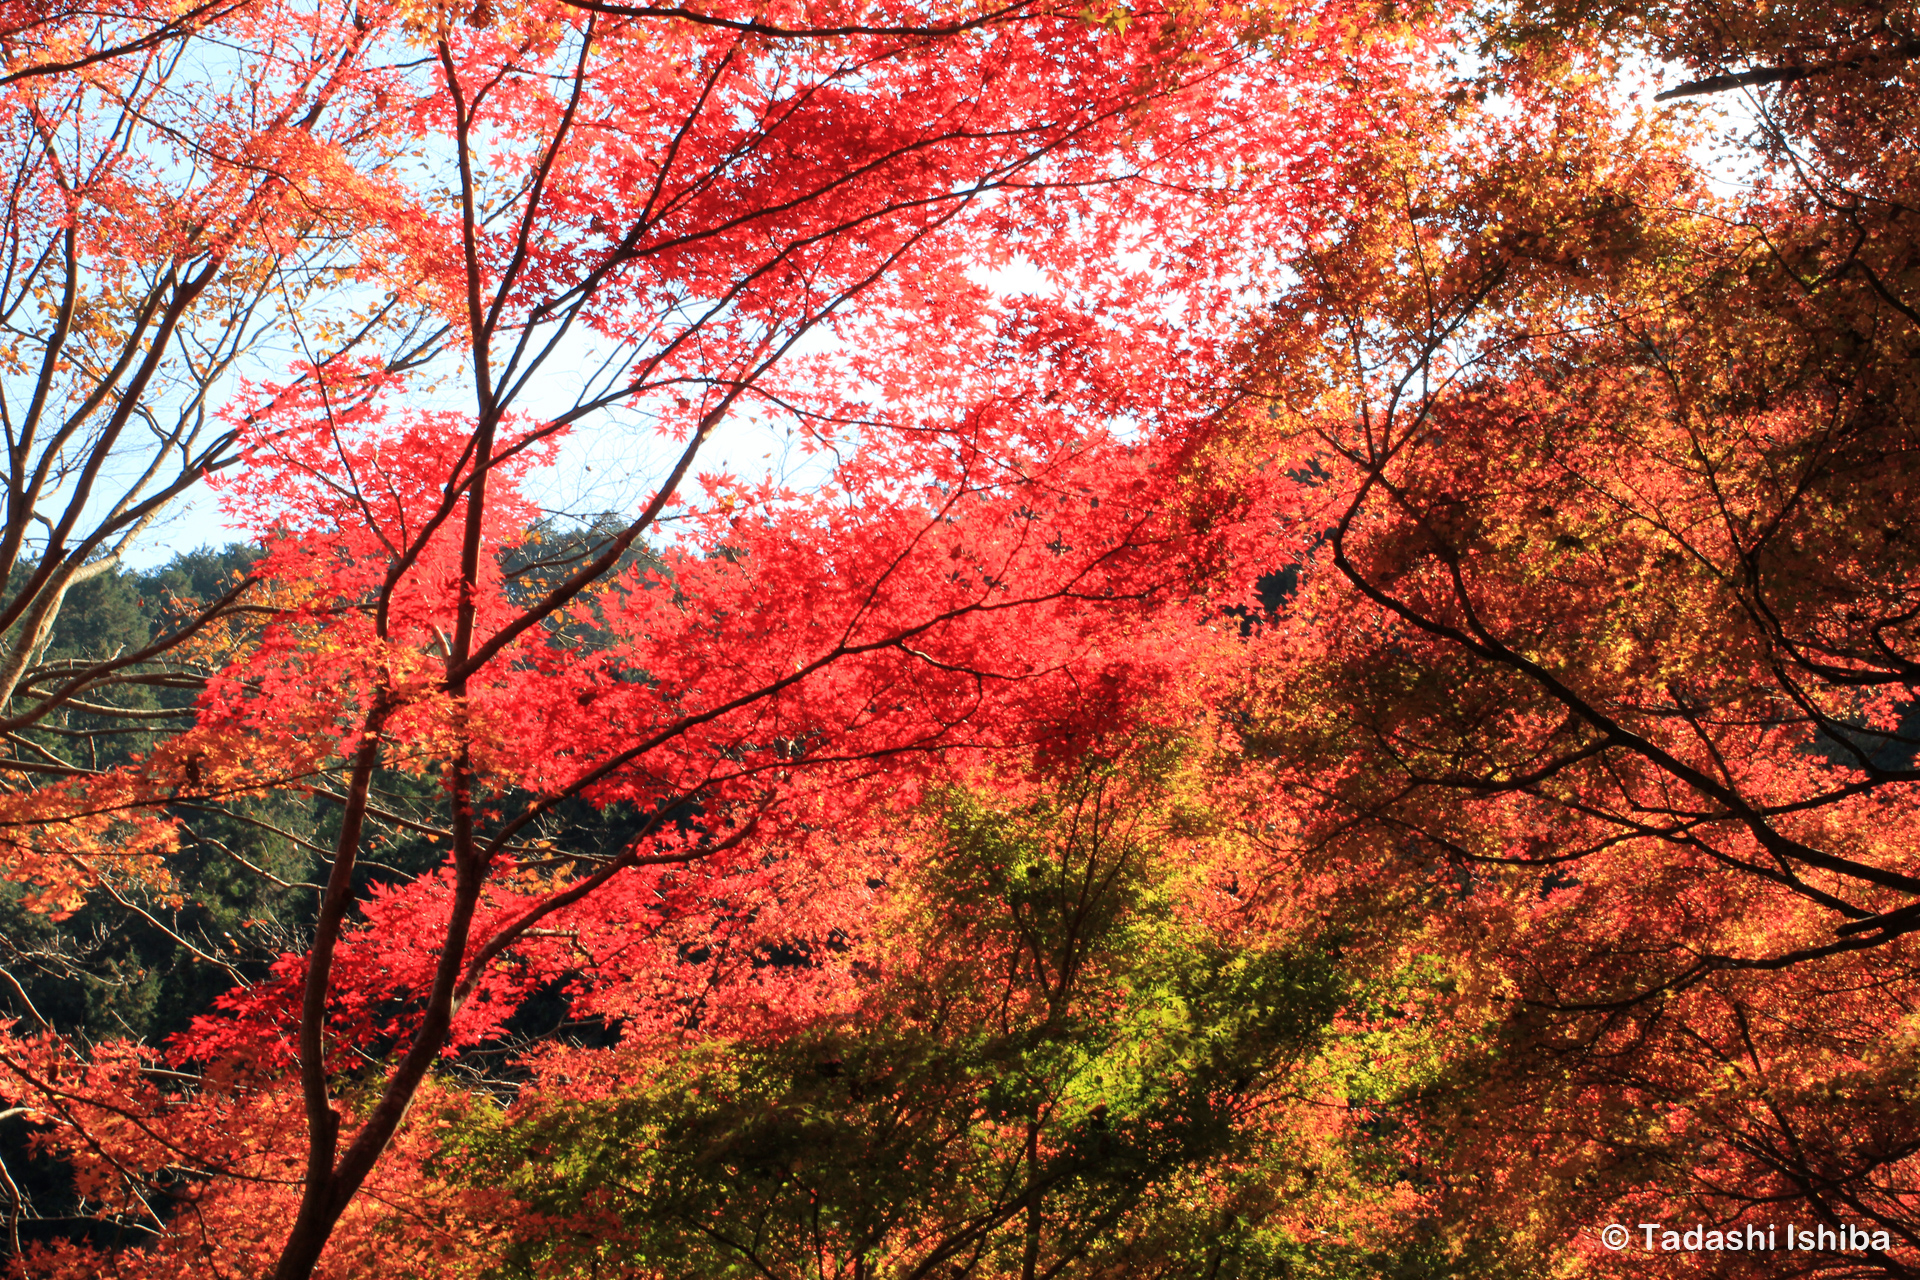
[0,0,1461,1273]
[0,0,416,846]
[1217,0,1920,1271]
[444,748,1365,1280]
[21,0,1920,1271]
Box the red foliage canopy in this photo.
[0,0,1452,1273]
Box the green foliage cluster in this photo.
[431,771,1477,1280]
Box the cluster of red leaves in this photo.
[0,0,1464,1272]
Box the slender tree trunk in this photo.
[272,710,388,1280]
[0,554,118,709]
[1022,1121,1042,1280]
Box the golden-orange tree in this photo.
[0,0,431,884]
[0,0,1460,1274]
[1226,1,1920,1271]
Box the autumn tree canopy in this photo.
[1221,0,1920,1270]
[0,0,1458,1274]
[5,0,1920,1275]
